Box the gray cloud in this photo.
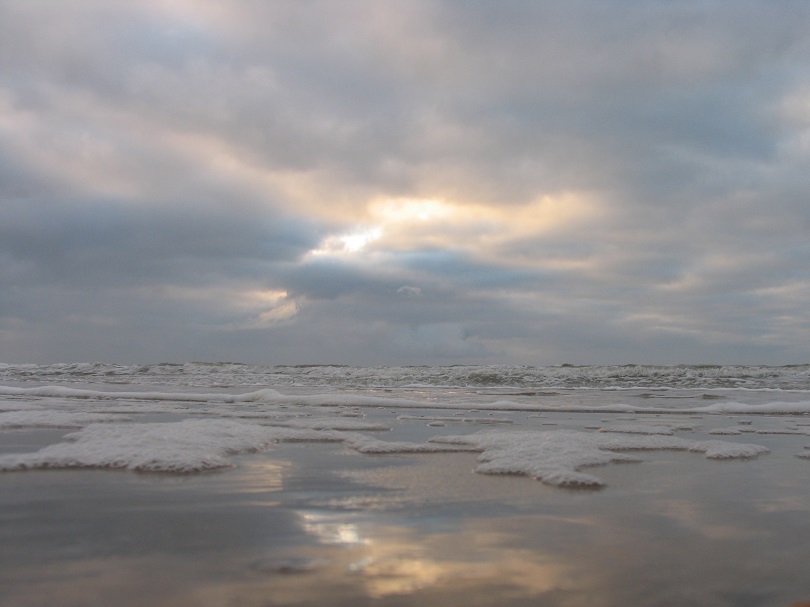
[1,0,809,365]
[1,196,317,287]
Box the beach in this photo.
[2,363,810,606]
[6,3,810,604]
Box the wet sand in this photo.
[3,409,810,607]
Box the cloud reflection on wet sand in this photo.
[5,434,810,606]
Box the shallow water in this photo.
[3,367,810,606]
[3,417,810,606]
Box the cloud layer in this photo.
[2,0,810,365]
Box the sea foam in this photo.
[0,372,801,489]
[0,420,342,473]
[0,415,769,489]
[430,429,768,487]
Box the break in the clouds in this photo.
[2,0,810,365]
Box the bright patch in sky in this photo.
[370,198,452,223]
[310,228,383,256]
[309,198,451,258]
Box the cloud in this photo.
[397,286,422,298]
[1,0,809,364]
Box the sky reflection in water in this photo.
[3,429,810,606]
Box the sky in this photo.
[2,0,810,366]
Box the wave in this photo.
[2,362,810,390]
[3,384,810,415]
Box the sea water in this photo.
[2,363,810,606]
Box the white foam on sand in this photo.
[0,418,474,472]
[0,410,132,429]
[0,420,342,472]
[429,429,769,488]
[0,384,787,489]
[0,414,775,488]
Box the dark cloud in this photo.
[0,196,318,288]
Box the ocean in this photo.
[2,362,810,606]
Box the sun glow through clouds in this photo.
[307,193,602,265]
[370,197,452,223]
[310,227,383,256]
[308,197,451,257]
